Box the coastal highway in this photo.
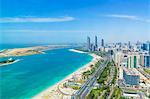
[72,56,111,99]
[137,68,150,79]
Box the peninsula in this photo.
[0,45,69,58]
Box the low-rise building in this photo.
[123,67,140,86]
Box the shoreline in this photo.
[69,49,87,53]
[0,45,69,58]
[32,50,101,99]
[0,46,47,58]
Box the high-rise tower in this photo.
[87,36,91,51]
[101,39,104,47]
[128,41,131,49]
[148,42,150,55]
[95,36,98,48]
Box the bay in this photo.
[0,47,92,99]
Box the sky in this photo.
[0,0,150,44]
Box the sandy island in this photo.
[0,45,69,58]
[0,46,48,57]
[33,49,101,99]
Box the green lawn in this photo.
[70,86,81,90]
[144,68,150,75]
[102,86,110,99]
[111,86,122,99]
[87,85,106,99]
[82,61,101,79]
[97,61,111,85]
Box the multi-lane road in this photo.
[72,56,111,99]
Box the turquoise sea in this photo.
[0,44,93,99]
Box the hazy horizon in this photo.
[1,0,150,44]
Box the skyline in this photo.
[0,0,150,44]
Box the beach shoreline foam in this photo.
[69,49,87,53]
[32,49,101,99]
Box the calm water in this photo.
[0,46,92,99]
[0,43,47,50]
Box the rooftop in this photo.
[123,67,139,76]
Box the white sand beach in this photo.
[32,50,101,99]
[69,49,87,53]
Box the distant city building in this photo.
[90,44,95,51]
[128,41,131,49]
[139,54,145,66]
[148,42,150,55]
[101,39,104,47]
[99,47,105,52]
[142,42,150,53]
[127,53,140,68]
[86,36,100,51]
[123,68,140,86]
[142,43,147,50]
[113,50,149,68]
[113,52,124,66]
[144,55,150,67]
[87,36,91,51]
[95,36,98,49]
[108,49,113,55]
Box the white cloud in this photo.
[105,14,138,20]
[145,19,150,23]
[103,14,150,23]
[0,16,75,23]
[1,30,96,33]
